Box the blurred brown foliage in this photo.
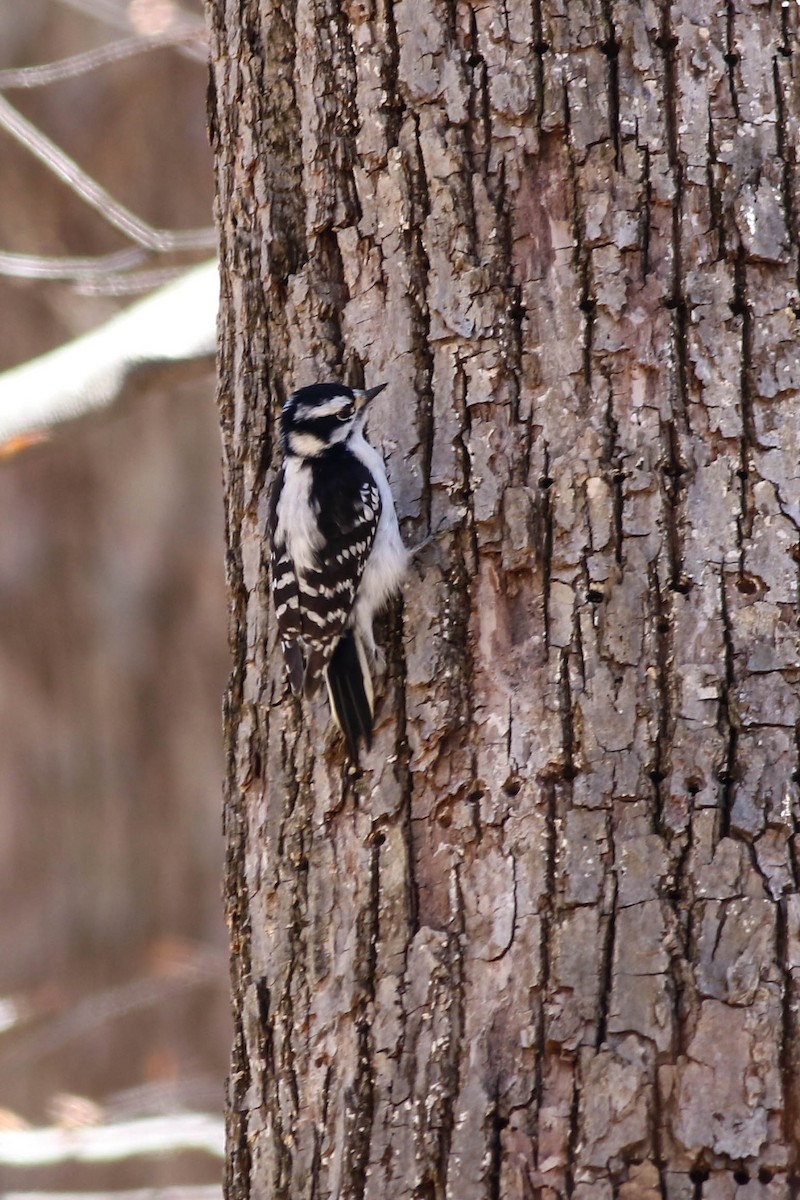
[0,2,229,1186]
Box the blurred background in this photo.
[0,1,229,1195]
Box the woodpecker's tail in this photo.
[325,629,374,763]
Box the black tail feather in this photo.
[325,630,374,763]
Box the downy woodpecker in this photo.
[269,382,408,761]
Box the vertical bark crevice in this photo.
[405,111,436,537]
[599,0,621,167]
[717,572,738,841]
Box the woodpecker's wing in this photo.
[300,454,381,697]
[269,465,305,693]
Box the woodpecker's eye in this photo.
[336,408,353,422]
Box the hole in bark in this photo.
[371,831,386,847]
[656,617,671,633]
[601,38,620,59]
[579,296,597,313]
[467,52,483,67]
[791,770,800,785]
[655,34,679,52]
[663,294,683,311]
[732,1169,749,1185]
[503,776,522,797]
[689,1167,709,1184]
[729,299,745,316]
[438,812,452,828]
[539,476,554,489]
[724,51,740,66]
[587,588,604,604]
[758,1168,774,1183]
[649,769,666,784]
[662,461,685,478]
[297,856,309,872]
[534,40,550,55]
[736,576,758,595]
[562,762,578,781]
[670,577,692,594]
[686,777,702,796]
[252,751,262,779]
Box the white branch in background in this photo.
[0,1113,224,1167]
[3,1190,220,1200]
[0,260,218,446]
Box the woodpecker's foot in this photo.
[372,645,386,674]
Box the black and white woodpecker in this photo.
[269,382,408,761]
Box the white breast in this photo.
[348,431,409,618]
[274,459,321,573]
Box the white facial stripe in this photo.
[293,396,352,421]
[289,431,327,456]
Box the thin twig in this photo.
[0,28,206,89]
[2,1190,221,1200]
[0,248,151,280]
[76,265,214,295]
[0,96,216,253]
[56,0,208,63]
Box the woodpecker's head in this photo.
[280,382,387,458]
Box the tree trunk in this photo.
[207,0,800,1195]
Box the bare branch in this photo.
[0,27,206,89]
[0,259,218,447]
[0,96,216,253]
[57,0,208,63]
[2,1190,221,1200]
[0,248,151,281]
[0,250,215,295]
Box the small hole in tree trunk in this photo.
[732,1169,749,1185]
[655,34,679,52]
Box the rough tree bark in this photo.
[207,0,800,1196]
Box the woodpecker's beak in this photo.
[354,382,387,411]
